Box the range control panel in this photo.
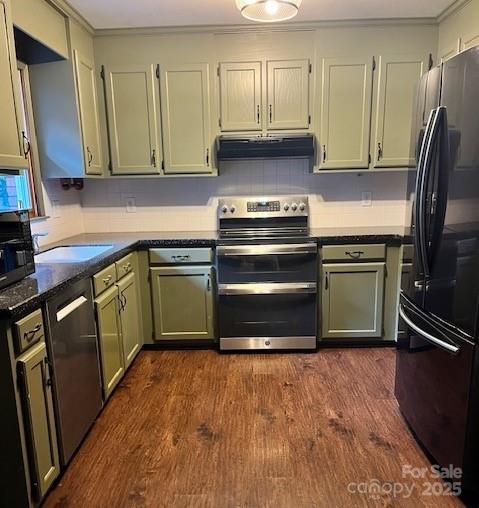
[247,201,281,213]
[218,196,309,218]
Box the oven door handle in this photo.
[218,282,317,295]
[217,244,317,256]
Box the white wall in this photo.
[31,180,85,246]
[80,161,409,232]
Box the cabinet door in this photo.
[104,64,162,175]
[160,63,211,174]
[73,50,103,175]
[118,272,141,369]
[267,59,310,130]
[219,61,262,132]
[151,266,214,340]
[95,285,124,399]
[373,55,426,168]
[321,262,385,339]
[319,57,373,169]
[18,341,59,500]
[0,0,24,169]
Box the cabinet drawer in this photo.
[14,309,45,354]
[93,264,117,296]
[149,248,213,265]
[116,253,135,279]
[322,244,386,262]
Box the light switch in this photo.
[361,192,372,207]
[126,197,137,213]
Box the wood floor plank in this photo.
[44,349,463,508]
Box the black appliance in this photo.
[216,134,315,161]
[0,210,35,290]
[395,46,479,496]
[216,196,318,351]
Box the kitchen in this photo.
[0,0,478,506]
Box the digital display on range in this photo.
[247,201,281,212]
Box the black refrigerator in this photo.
[395,46,479,496]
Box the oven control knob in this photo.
[230,205,236,213]
[299,202,306,211]
[291,202,298,211]
[221,205,228,214]
[283,203,290,211]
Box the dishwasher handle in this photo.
[56,295,88,322]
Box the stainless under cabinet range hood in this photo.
[216,134,316,162]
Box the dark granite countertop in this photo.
[0,228,406,319]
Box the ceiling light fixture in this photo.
[236,0,303,23]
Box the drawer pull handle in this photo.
[24,323,42,342]
[345,251,364,259]
[103,275,113,285]
[172,255,191,262]
[123,262,132,271]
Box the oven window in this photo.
[218,293,317,338]
[218,252,317,283]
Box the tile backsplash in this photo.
[80,160,409,233]
[32,160,409,244]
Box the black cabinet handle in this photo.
[377,142,383,160]
[151,149,156,167]
[269,104,272,123]
[257,104,260,124]
[345,251,364,259]
[206,148,209,166]
[22,131,31,158]
[322,144,327,162]
[324,274,329,291]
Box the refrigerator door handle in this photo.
[417,108,441,279]
[399,304,460,355]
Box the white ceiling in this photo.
[68,0,456,29]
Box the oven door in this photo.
[218,282,317,350]
[216,243,317,283]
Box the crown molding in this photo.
[49,0,94,34]
[93,17,438,38]
[437,0,472,23]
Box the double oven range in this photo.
[216,196,318,351]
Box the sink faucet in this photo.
[32,232,48,254]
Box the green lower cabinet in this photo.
[321,262,385,339]
[150,266,214,340]
[117,271,142,369]
[95,285,124,399]
[18,341,60,500]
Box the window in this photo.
[0,61,44,217]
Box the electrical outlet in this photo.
[361,191,372,207]
[125,197,137,213]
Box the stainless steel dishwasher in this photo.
[45,278,103,466]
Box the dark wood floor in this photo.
[44,349,463,507]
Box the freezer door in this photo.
[395,293,474,470]
[424,47,479,338]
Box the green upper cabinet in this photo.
[219,61,262,132]
[117,271,142,369]
[103,63,162,175]
[73,50,103,175]
[18,341,59,500]
[372,54,427,168]
[321,262,385,339]
[0,0,25,170]
[95,284,124,400]
[319,57,373,169]
[160,63,212,174]
[267,59,310,130]
[150,266,214,340]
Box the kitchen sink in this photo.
[35,245,115,264]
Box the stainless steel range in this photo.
[216,196,318,351]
